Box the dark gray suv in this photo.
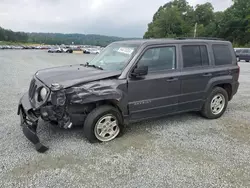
[238,48,250,62]
[18,38,240,152]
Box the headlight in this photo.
[40,87,47,100]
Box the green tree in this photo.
[144,0,194,38]
[195,3,214,26]
[144,0,250,47]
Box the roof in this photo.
[114,38,230,46]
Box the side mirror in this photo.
[131,65,148,77]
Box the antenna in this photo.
[194,23,197,38]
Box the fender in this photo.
[204,75,233,99]
[65,79,128,115]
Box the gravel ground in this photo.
[0,50,250,188]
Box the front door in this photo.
[127,45,181,120]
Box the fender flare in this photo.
[204,75,233,100]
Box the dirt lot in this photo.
[0,50,250,188]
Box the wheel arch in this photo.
[205,76,233,100]
[95,99,124,116]
[215,83,232,101]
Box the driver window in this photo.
[137,46,176,72]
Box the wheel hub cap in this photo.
[210,94,225,115]
[94,114,120,142]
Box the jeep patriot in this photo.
[17,38,240,152]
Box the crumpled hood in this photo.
[35,64,121,88]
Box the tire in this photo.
[201,87,228,119]
[84,105,124,143]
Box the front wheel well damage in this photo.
[78,100,122,114]
[94,100,123,115]
[68,100,124,126]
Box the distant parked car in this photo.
[83,48,100,54]
[234,48,243,59]
[83,49,91,54]
[237,48,250,62]
[62,47,73,53]
[48,47,63,53]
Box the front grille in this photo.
[29,78,37,99]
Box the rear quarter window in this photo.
[212,44,232,65]
[242,49,250,53]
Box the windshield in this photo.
[88,42,140,71]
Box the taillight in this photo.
[236,61,240,80]
[237,61,240,72]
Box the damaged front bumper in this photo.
[17,92,49,153]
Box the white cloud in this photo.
[0,0,232,37]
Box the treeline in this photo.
[0,27,129,46]
[27,33,126,46]
[0,27,28,42]
[144,0,250,47]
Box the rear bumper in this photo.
[18,92,49,153]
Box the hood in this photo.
[35,64,121,88]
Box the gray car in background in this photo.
[238,48,250,62]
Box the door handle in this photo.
[166,77,178,82]
[202,73,212,77]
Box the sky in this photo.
[0,0,233,38]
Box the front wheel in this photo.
[201,87,228,119]
[83,105,123,143]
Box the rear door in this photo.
[178,43,212,111]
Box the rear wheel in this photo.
[201,87,228,119]
[83,105,123,143]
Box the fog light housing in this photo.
[40,108,49,120]
[41,111,48,117]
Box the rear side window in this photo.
[182,45,209,68]
[213,45,232,65]
[242,49,250,53]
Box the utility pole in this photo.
[194,22,197,38]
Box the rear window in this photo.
[213,45,232,65]
[182,45,209,68]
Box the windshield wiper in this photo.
[81,62,103,70]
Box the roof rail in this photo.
[176,37,225,41]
